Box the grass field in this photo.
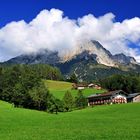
[44,80,106,99]
[0,100,140,140]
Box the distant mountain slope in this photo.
[57,57,127,82]
[3,40,140,81]
[6,50,60,65]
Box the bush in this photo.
[47,95,64,114]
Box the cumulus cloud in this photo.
[0,8,140,62]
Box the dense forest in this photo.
[100,74,140,94]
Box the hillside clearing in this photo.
[44,80,73,90]
[44,80,106,99]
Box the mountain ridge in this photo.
[4,40,138,66]
[2,40,140,81]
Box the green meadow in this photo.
[44,80,106,99]
[0,100,140,140]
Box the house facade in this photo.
[87,90,127,106]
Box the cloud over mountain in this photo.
[0,8,140,62]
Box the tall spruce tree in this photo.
[75,90,88,109]
[63,91,74,112]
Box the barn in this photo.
[127,93,140,103]
[72,83,88,90]
[87,90,128,106]
[88,84,102,89]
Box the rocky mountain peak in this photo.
[112,53,137,65]
[4,40,138,68]
[72,40,116,67]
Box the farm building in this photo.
[127,93,140,103]
[88,83,102,89]
[88,83,94,88]
[94,84,102,90]
[87,90,128,106]
[72,83,88,90]
[73,83,102,90]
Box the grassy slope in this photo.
[0,100,140,140]
[44,80,106,99]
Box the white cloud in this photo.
[0,8,140,62]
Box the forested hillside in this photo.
[0,64,88,113]
[0,64,63,111]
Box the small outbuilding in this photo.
[127,93,140,103]
[88,83,102,89]
[88,83,95,88]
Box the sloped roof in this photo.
[127,93,140,99]
[87,90,128,99]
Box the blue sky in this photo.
[0,0,140,27]
[0,0,140,62]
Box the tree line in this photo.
[0,64,87,113]
[100,74,140,93]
